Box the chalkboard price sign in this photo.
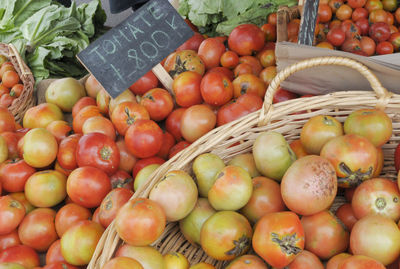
[77,0,194,98]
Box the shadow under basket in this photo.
[0,43,35,123]
[88,56,400,268]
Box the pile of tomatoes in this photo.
[0,56,24,107]
[281,0,400,55]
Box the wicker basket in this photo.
[0,43,35,123]
[88,56,400,268]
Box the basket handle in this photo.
[258,56,392,126]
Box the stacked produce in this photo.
[0,56,24,108]
[284,0,400,55]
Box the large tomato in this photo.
[115,198,166,246]
[350,215,400,265]
[369,22,391,42]
[172,71,203,108]
[301,210,349,259]
[320,134,378,188]
[115,245,165,269]
[82,116,116,141]
[228,24,265,56]
[198,37,226,69]
[0,245,40,269]
[344,109,392,147]
[140,88,174,121]
[22,128,58,168]
[102,257,143,269]
[200,72,233,106]
[327,28,346,46]
[129,70,159,95]
[98,187,133,228]
[164,50,205,78]
[0,230,20,251]
[111,101,149,136]
[232,74,266,98]
[352,178,400,221]
[180,104,216,143]
[18,208,58,252]
[108,89,137,117]
[241,176,285,224]
[76,132,120,175]
[55,203,92,237]
[252,211,305,268]
[57,134,81,170]
[281,155,337,216]
[24,170,67,208]
[23,103,63,129]
[286,250,324,269]
[0,196,25,235]
[226,255,267,268]
[300,115,343,155]
[0,158,35,192]
[66,166,111,208]
[338,255,386,269]
[125,119,163,158]
[201,211,252,261]
[60,220,104,266]
[166,108,187,141]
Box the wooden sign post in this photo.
[77,0,194,98]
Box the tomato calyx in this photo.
[100,146,112,161]
[338,162,373,187]
[323,116,335,126]
[271,232,302,255]
[240,83,249,95]
[105,199,113,210]
[124,107,135,126]
[10,200,21,208]
[112,177,132,188]
[144,94,156,102]
[169,55,190,78]
[225,234,251,256]
[375,197,387,210]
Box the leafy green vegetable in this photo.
[0,0,106,81]
[178,0,297,37]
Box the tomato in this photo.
[92,207,101,224]
[352,7,368,21]
[321,134,378,188]
[339,255,386,269]
[18,208,57,252]
[287,20,300,38]
[85,74,104,98]
[24,170,67,207]
[281,155,337,215]
[301,210,349,259]
[318,4,333,22]
[198,38,226,70]
[382,0,396,11]
[66,166,111,208]
[0,107,14,135]
[228,24,265,56]
[389,32,400,51]
[42,262,79,269]
[134,164,160,192]
[387,11,395,24]
[140,88,173,121]
[190,263,215,269]
[176,32,205,52]
[96,89,111,115]
[23,103,63,129]
[115,198,166,246]
[239,56,263,76]
[370,9,389,23]
[261,23,276,42]
[376,40,394,54]
[300,115,343,155]
[169,141,191,159]
[360,36,376,56]
[201,211,252,261]
[115,245,165,269]
[226,255,267,268]
[0,158,35,192]
[349,0,367,8]
[336,4,353,20]
[55,203,92,237]
[395,143,400,172]
[240,176,285,224]
[164,50,205,78]
[365,0,384,12]
[125,119,163,158]
[0,230,20,251]
[0,64,15,79]
[164,252,190,269]
[370,22,391,42]
[46,120,72,143]
[207,66,235,81]
[2,71,19,88]
[0,245,40,269]
[72,105,101,134]
[259,66,276,86]
[9,192,34,214]
[232,74,266,99]
[99,187,133,228]
[200,72,233,106]
[336,203,358,230]
[221,51,239,69]
[82,116,115,141]
[132,156,165,178]
[109,170,132,190]
[341,20,361,40]
[233,63,253,77]
[60,220,104,266]
[272,88,299,103]
[287,250,324,269]
[396,8,400,23]
[0,196,25,235]
[180,104,216,143]
[46,240,68,264]
[129,70,159,95]
[172,72,202,108]
[116,140,137,173]
[108,89,137,117]
[57,134,81,170]
[155,131,175,160]
[327,28,346,46]
[326,253,352,269]
[102,257,143,269]
[256,49,275,69]
[253,211,305,268]
[71,96,96,118]
[111,102,150,136]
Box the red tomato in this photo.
[233,74,266,99]
[352,7,369,20]
[389,32,400,51]
[336,4,353,20]
[376,40,394,54]
[233,63,253,77]
[0,158,35,192]
[18,208,58,252]
[348,0,367,8]
[2,70,20,88]
[140,88,174,121]
[111,102,150,136]
[0,131,19,159]
[172,71,203,108]
[165,108,186,142]
[370,22,391,42]
[0,196,25,235]
[132,156,165,178]
[370,9,390,23]
[9,192,34,214]
[239,56,263,76]
[57,134,81,170]
[289,140,308,159]
[115,198,166,246]
[206,66,235,81]
[0,106,15,133]
[129,70,159,95]
[200,72,233,106]
[287,250,324,269]
[339,255,386,269]
[252,211,305,268]
[46,240,68,264]
[318,4,333,22]
[336,203,358,230]
[180,104,216,143]
[169,141,191,159]
[287,20,300,38]
[198,38,226,70]
[110,170,134,190]
[341,20,361,39]
[99,188,133,228]
[256,49,276,68]
[327,28,346,46]
[46,120,72,143]
[326,253,352,269]
[273,88,299,103]
[176,32,205,52]
[228,24,265,56]
[156,131,175,160]
[72,105,101,134]
[55,203,92,237]
[0,245,40,269]
[66,166,111,208]
[0,230,20,251]
[125,119,163,158]
[260,23,277,42]
[360,36,376,56]
[71,97,96,118]
[220,51,239,69]
[116,140,137,173]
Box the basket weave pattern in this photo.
[88,56,400,268]
[0,43,35,123]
